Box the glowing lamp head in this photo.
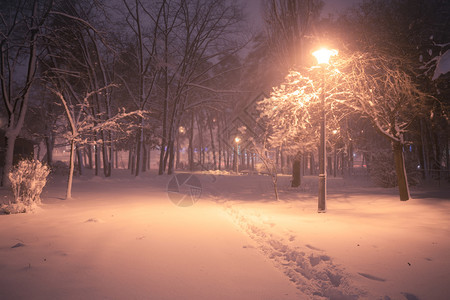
[312,48,338,65]
[234,137,241,144]
[178,126,186,134]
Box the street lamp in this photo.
[234,136,241,174]
[312,48,338,213]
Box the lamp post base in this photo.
[318,174,326,213]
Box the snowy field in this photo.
[0,171,449,300]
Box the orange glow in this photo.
[234,137,241,144]
[312,48,338,65]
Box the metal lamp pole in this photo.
[318,67,327,212]
[312,48,338,213]
[235,136,240,174]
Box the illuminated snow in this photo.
[0,171,449,299]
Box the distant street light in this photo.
[235,136,241,174]
[312,48,338,213]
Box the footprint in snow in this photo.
[85,218,102,223]
[401,292,420,300]
[358,272,386,282]
[11,242,26,248]
[309,254,331,267]
[305,244,323,251]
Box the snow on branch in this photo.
[259,50,430,151]
[186,82,252,94]
[432,49,450,80]
[49,11,100,33]
[48,83,146,145]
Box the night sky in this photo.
[244,0,360,29]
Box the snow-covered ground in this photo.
[0,170,449,299]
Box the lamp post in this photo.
[312,48,338,213]
[234,136,241,174]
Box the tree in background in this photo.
[262,0,323,186]
[335,0,449,182]
[260,49,428,201]
[338,51,428,200]
[0,0,53,186]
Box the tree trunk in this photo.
[158,140,166,175]
[141,142,147,172]
[349,142,354,176]
[0,1,40,187]
[94,139,100,176]
[66,139,76,199]
[188,115,194,171]
[135,130,142,176]
[176,133,181,169]
[44,135,54,165]
[163,134,172,173]
[333,147,337,177]
[276,148,280,170]
[327,156,333,176]
[1,133,17,186]
[130,148,135,174]
[233,145,237,173]
[303,154,308,176]
[147,148,151,170]
[208,115,217,170]
[76,144,83,176]
[217,120,222,170]
[393,141,411,201]
[86,145,93,169]
[419,119,429,179]
[168,140,175,175]
[291,158,301,187]
[309,152,315,175]
[102,140,111,177]
[251,152,255,170]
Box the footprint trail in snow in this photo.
[224,205,365,299]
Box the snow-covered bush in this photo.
[368,151,397,188]
[51,160,70,175]
[5,159,50,213]
[368,150,421,188]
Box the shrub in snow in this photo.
[3,159,50,213]
[368,150,420,188]
[368,151,397,188]
[50,160,70,175]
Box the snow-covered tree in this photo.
[249,135,280,201]
[334,0,449,182]
[0,0,53,186]
[259,0,324,185]
[340,52,428,200]
[49,85,143,199]
[46,0,122,177]
[260,50,428,201]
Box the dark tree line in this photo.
[241,0,449,200]
[1,0,248,189]
[1,0,448,199]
